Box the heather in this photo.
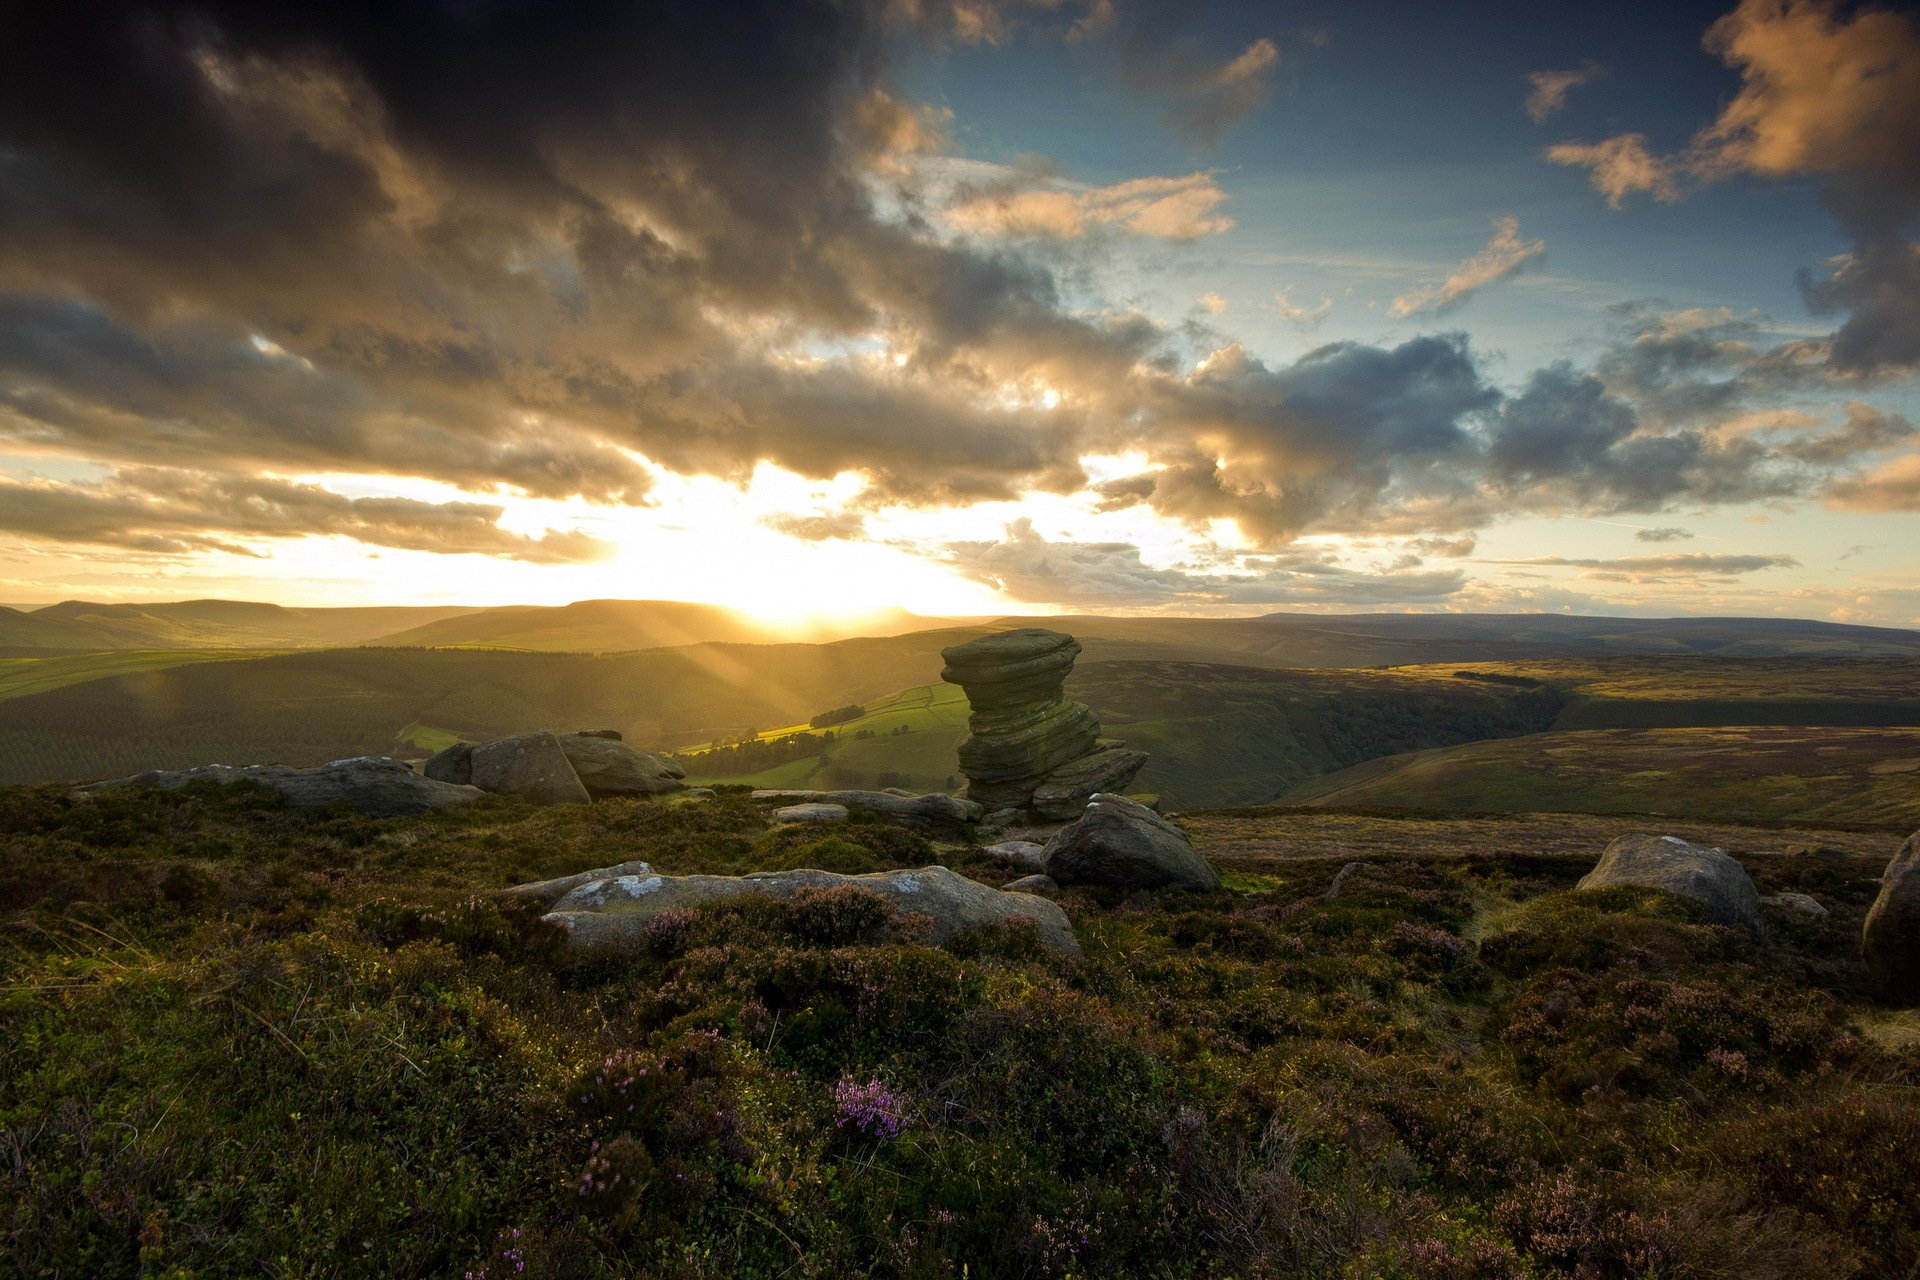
[3,784,1916,1277]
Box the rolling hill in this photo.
[0,599,479,652]
[363,597,966,651]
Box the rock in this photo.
[469,731,592,806]
[981,808,1024,830]
[556,733,685,798]
[682,787,716,798]
[1042,793,1222,892]
[983,840,1047,874]
[773,802,849,823]
[540,864,1080,956]
[1577,834,1764,933]
[940,629,1103,812]
[1761,892,1830,922]
[576,728,623,740]
[423,741,473,785]
[1003,874,1058,895]
[501,859,655,905]
[751,789,982,828]
[1029,745,1149,820]
[1786,843,1854,861]
[1863,830,1920,1001]
[1324,861,1377,900]
[84,756,485,818]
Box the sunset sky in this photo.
[1,0,1917,623]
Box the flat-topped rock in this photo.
[539,864,1080,956]
[83,756,485,818]
[773,802,849,823]
[1577,834,1764,933]
[556,733,685,797]
[1042,793,1222,892]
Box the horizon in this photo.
[2,0,1917,623]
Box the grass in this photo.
[0,650,284,704]
[396,721,465,753]
[3,781,1917,1277]
[1275,725,1920,826]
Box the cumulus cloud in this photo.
[1274,289,1333,330]
[1550,0,1920,369]
[0,469,611,562]
[1822,453,1920,512]
[1390,217,1545,317]
[944,171,1234,240]
[1526,62,1606,121]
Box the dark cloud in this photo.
[1120,10,1285,147]
[0,467,610,562]
[1635,526,1693,542]
[1779,402,1915,465]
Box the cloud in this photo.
[1274,289,1333,330]
[1389,217,1544,316]
[1822,452,1920,512]
[944,518,1465,608]
[1546,135,1682,205]
[1635,526,1694,542]
[761,510,867,541]
[1122,21,1284,146]
[1550,0,1920,370]
[943,171,1234,240]
[0,468,611,562]
[1526,62,1606,121]
[1779,403,1915,464]
[1498,552,1799,579]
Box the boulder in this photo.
[1577,834,1764,933]
[1003,874,1058,895]
[1029,745,1149,821]
[1042,793,1222,892]
[469,731,592,806]
[423,741,473,785]
[752,788,982,828]
[539,864,1080,956]
[1863,831,1920,1002]
[84,756,485,818]
[501,859,655,906]
[575,728,623,740]
[940,629,1102,812]
[556,733,685,798]
[1761,892,1830,923]
[773,802,849,823]
[982,840,1047,874]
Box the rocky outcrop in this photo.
[773,802,849,823]
[557,734,685,798]
[940,629,1145,816]
[534,863,1081,956]
[1577,834,1765,933]
[753,788,982,828]
[1042,793,1222,892]
[424,741,473,785]
[1761,892,1830,923]
[470,731,593,806]
[983,840,1047,874]
[1863,831,1920,1002]
[84,756,485,817]
[501,859,657,905]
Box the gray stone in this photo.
[469,731,592,806]
[1042,793,1222,892]
[1003,874,1058,895]
[773,802,849,823]
[541,864,1080,956]
[557,733,685,798]
[1761,892,1830,922]
[982,840,1047,874]
[682,787,716,797]
[501,859,655,906]
[575,728,623,740]
[1029,745,1148,820]
[84,756,485,818]
[423,741,473,785]
[1577,834,1765,933]
[1863,830,1920,1003]
[752,789,981,828]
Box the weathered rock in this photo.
[1029,745,1148,820]
[981,808,1024,830]
[682,787,716,798]
[576,728,623,740]
[1324,861,1377,900]
[1761,892,1830,922]
[501,859,655,905]
[1042,793,1222,892]
[1003,874,1058,895]
[752,789,982,828]
[469,731,592,805]
[557,733,685,798]
[1863,831,1920,1002]
[423,741,473,785]
[983,840,1047,874]
[85,756,485,817]
[541,864,1080,956]
[773,802,849,823]
[1577,834,1764,933]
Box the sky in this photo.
[0,0,1917,625]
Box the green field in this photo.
[1279,725,1920,826]
[0,649,282,703]
[681,682,973,791]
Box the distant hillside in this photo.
[0,600,480,652]
[1279,725,1920,827]
[364,598,963,651]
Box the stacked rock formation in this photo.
[940,629,1145,817]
